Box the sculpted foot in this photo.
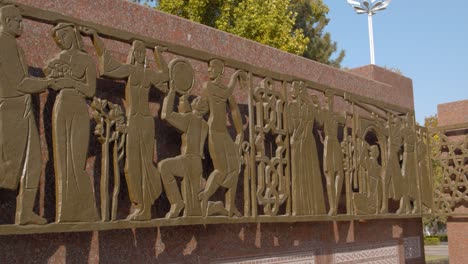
[328,208,336,216]
[396,206,409,215]
[199,192,208,217]
[126,208,141,220]
[228,206,242,218]
[166,202,185,219]
[198,192,205,201]
[17,213,47,225]
[132,209,151,221]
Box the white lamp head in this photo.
[347,0,392,15]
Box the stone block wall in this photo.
[438,99,468,127]
[437,99,468,264]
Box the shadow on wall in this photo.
[0,219,409,263]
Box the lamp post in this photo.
[346,0,392,65]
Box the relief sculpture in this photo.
[352,143,383,215]
[400,113,420,214]
[430,125,468,214]
[344,93,421,215]
[320,89,345,216]
[82,28,169,221]
[289,81,325,216]
[383,114,406,214]
[0,5,49,225]
[91,97,127,221]
[46,23,99,223]
[416,128,432,212]
[159,59,208,218]
[250,78,289,216]
[198,59,246,217]
[0,1,447,235]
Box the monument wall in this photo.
[0,0,427,263]
[437,100,468,264]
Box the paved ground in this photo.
[424,244,449,257]
[425,244,449,263]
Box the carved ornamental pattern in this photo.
[0,1,455,235]
[429,123,468,214]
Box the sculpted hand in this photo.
[235,134,243,148]
[180,94,189,103]
[168,80,176,92]
[48,79,61,91]
[238,71,248,89]
[155,46,168,53]
[49,78,74,90]
[79,26,97,37]
[311,95,319,106]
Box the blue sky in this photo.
[324,0,468,123]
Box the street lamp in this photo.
[346,0,392,65]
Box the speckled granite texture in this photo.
[0,0,425,263]
[437,101,468,264]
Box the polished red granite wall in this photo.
[14,0,414,110]
[0,219,424,263]
[438,99,468,127]
[437,100,468,264]
[0,0,425,263]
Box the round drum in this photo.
[169,58,194,95]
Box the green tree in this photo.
[158,0,308,55]
[215,0,309,55]
[422,115,447,235]
[157,0,221,25]
[290,0,345,67]
[155,0,343,64]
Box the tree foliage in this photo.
[290,0,344,67]
[153,0,344,66]
[158,0,309,55]
[424,115,443,185]
[217,0,309,55]
[422,115,447,235]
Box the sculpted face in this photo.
[208,59,223,80]
[370,145,380,159]
[291,81,301,99]
[133,46,146,65]
[394,116,402,127]
[2,10,23,37]
[54,27,75,50]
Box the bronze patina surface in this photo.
[0,0,463,235]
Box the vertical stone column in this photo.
[349,65,425,264]
[437,100,468,264]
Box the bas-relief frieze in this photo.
[429,123,468,214]
[0,1,455,235]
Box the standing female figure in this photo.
[289,81,325,216]
[82,28,169,220]
[46,23,98,222]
